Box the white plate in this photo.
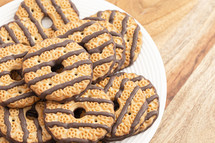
[0,0,167,142]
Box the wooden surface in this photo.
[1,0,215,142]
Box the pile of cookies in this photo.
[0,0,159,142]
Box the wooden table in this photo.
[1,0,215,142]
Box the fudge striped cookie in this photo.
[15,0,80,38]
[0,102,53,143]
[0,43,39,108]
[83,17,126,74]
[0,19,45,46]
[22,38,93,102]
[89,10,143,69]
[54,20,116,83]
[97,73,148,141]
[44,85,115,142]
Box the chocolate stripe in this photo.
[4,25,19,43]
[0,71,10,77]
[83,17,105,21]
[0,43,13,48]
[121,15,129,36]
[16,20,35,46]
[109,10,116,24]
[130,75,143,82]
[35,0,58,31]
[1,92,36,107]
[0,52,27,64]
[0,80,25,90]
[97,11,102,18]
[104,75,116,93]
[87,39,113,54]
[76,97,113,104]
[146,94,159,103]
[114,78,130,100]
[20,2,48,39]
[130,101,148,133]
[112,86,140,136]
[109,31,121,37]
[85,111,115,118]
[0,37,4,44]
[34,118,43,143]
[40,76,91,99]
[51,0,69,24]
[80,29,109,45]
[93,55,114,68]
[141,84,153,91]
[19,109,29,143]
[57,21,95,38]
[69,0,79,16]
[130,25,140,65]
[23,48,85,74]
[115,43,125,50]
[45,108,74,116]
[145,110,158,120]
[46,122,111,132]
[87,85,104,90]
[4,108,11,140]
[63,59,92,71]
[23,39,73,61]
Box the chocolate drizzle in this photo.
[87,39,113,54]
[0,43,14,48]
[121,15,129,36]
[146,94,159,103]
[4,24,19,43]
[19,109,29,143]
[0,37,4,44]
[58,21,95,38]
[0,51,28,64]
[16,20,35,46]
[130,25,140,65]
[0,80,25,90]
[51,0,69,24]
[4,108,11,140]
[0,71,10,78]
[34,117,43,143]
[19,2,48,39]
[1,92,36,107]
[109,10,116,24]
[69,0,80,17]
[76,97,113,104]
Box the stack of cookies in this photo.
[0,0,159,142]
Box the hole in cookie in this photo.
[51,63,64,73]
[12,119,15,122]
[127,39,130,42]
[34,37,38,41]
[7,37,10,41]
[18,91,22,94]
[31,9,34,13]
[63,50,67,53]
[10,70,22,81]
[75,73,78,76]
[37,60,41,63]
[113,99,120,111]
[95,119,98,123]
[81,32,84,35]
[128,112,131,115]
[26,108,38,120]
[74,108,86,119]
[41,17,53,29]
[49,83,52,86]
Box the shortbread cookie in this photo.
[84,17,126,74]
[15,0,80,38]
[0,19,45,46]
[0,43,39,108]
[90,10,143,69]
[22,38,93,102]
[0,102,53,143]
[121,73,159,133]
[97,73,148,141]
[54,20,116,83]
[44,85,115,142]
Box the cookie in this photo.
[96,73,148,141]
[83,17,126,74]
[0,43,39,108]
[0,102,53,143]
[0,135,9,143]
[15,0,80,38]
[22,38,93,102]
[121,73,159,133]
[54,20,116,83]
[0,19,45,46]
[90,10,143,69]
[44,85,115,142]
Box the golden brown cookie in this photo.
[15,0,80,38]
[0,43,39,108]
[96,73,148,141]
[90,10,143,69]
[0,102,53,143]
[44,85,115,142]
[22,38,93,102]
[54,20,116,83]
[0,135,9,143]
[121,73,159,134]
[0,19,44,46]
[83,17,126,74]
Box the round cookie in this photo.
[121,73,159,133]
[22,38,93,102]
[83,17,126,74]
[0,102,53,143]
[54,20,116,83]
[96,73,148,141]
[44,85,115,142]
[90,10,143,69]
[15,0,80,38]
[0,19,45,46]
[0,43,39,108]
